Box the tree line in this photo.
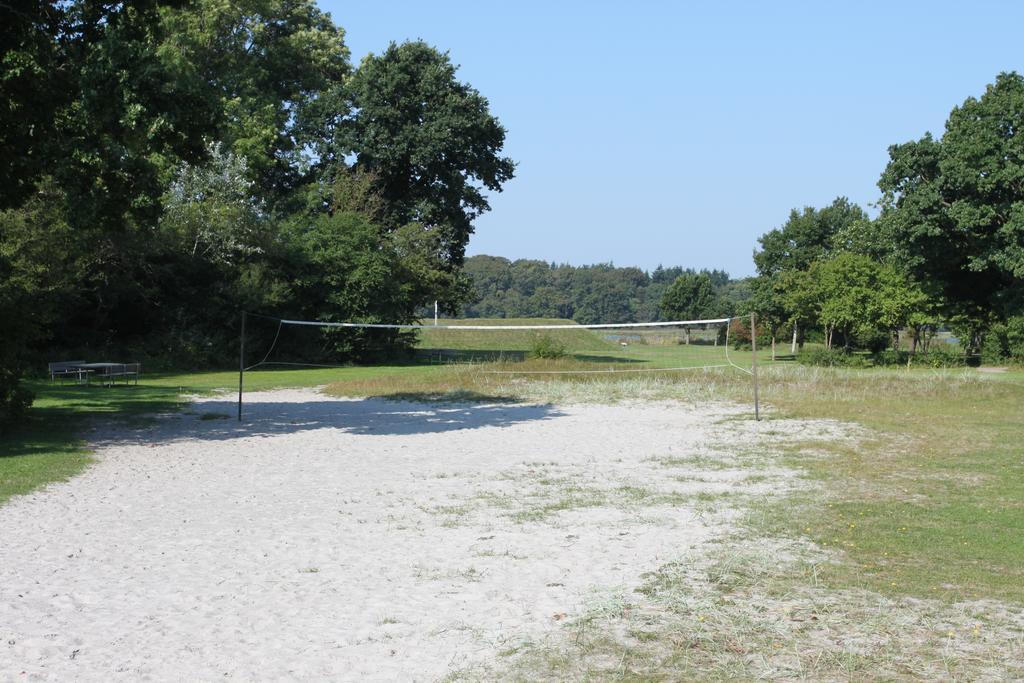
[461,256,744,324]
[0,1,513,424]
[747,72,1024,362]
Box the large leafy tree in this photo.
[878,71,1024,319]
[0,2,66,209]
[160,143,268,265]
[1,2,518,389]
[753,197,868,276]
[810,253,928,350]
[0,187,77,423]
[2,1,352,345]
[745,274,790,354]
[160,0,350,199]
[333,41,515,269]
[660,272,717,321]
[752,197,869,350]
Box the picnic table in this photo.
[81,362,141,386]
[48,361,141,386]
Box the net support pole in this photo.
[238,310,246,422]
[751,311,760,421]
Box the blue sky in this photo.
[321,1,1024,277]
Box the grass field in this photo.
[415,317,743,369]
[2,324,1022,678]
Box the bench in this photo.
[48,360,88,384]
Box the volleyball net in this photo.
[236,314,765,418]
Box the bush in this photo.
[981,324,1007,364]
[728,318,771,350]
[0,368,34,430]
[982,316,1024,364]
[872,349,910,366]
[529,334,568,360]
[869,346,966,368]
[798,348,870,368]
[911,345,968,368]
[1010,317,1024,363]
[861,331,893,354]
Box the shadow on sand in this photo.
[102,393,564,445]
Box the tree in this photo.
[463,255,513,317]
[753,197,868,276]
[282,210,408,359]
[745,275,789,358]
[809,253,927,350]
[811,254,877,349]
[160,143,267,265]
[160,0,350,199]
[0,2,65,209]
[0,188,77,425]
[878,71,1024,322]
[660,272,717,343]
[753,197,869,351]
[335,41,515,271]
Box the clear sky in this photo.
[320,1,1024,277]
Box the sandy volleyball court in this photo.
[0,388,798,680]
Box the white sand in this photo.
[0,389,795,681]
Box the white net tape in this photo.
[245,315,756,377]
[277,318,730,330]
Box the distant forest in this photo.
[461,256,749,324]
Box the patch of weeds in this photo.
[473,491,516,509]
[617,485,654,501]
[651,453,743,471]
[420,501,477,528]
[429,503,475,517]
[509,486,609,523]
[459,566,486,582]
[627,628,660,643]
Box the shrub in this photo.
[1010,317,1024,363]
[861,331,893,354]
[728,318,771,350]
[982,316,1024,364]
[866,345,968,368]
[798,348,870,368]
[529,334,568,360]
[911,345,967,368]
[981,324,1008,364]
[872,349,910,366]
[0,368,34,431]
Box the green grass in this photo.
[752,367,1024,604]
[417,318,607,353]
[415,317,755,369]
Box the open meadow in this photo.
[2,343,1022,679]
